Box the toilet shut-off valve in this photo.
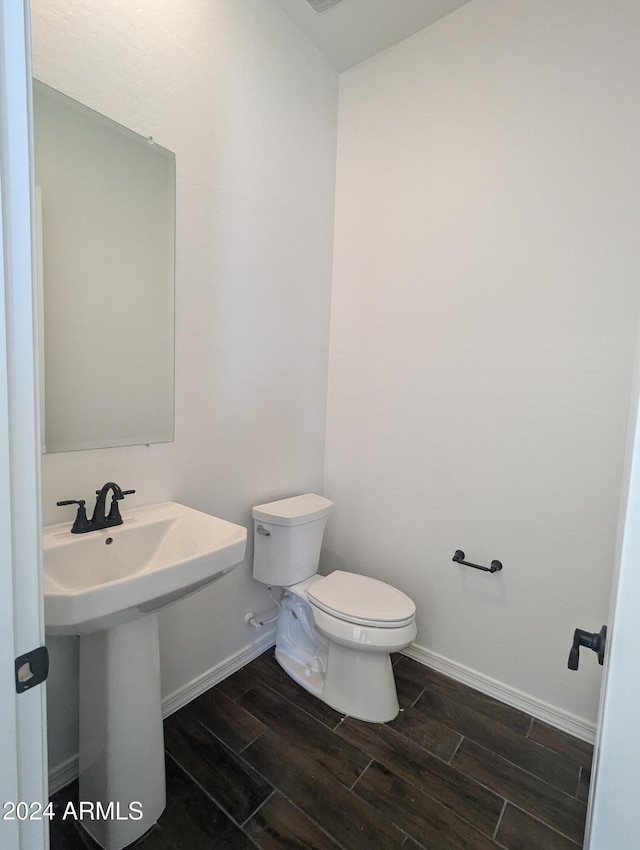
[568,625,607,670]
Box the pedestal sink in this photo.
[43,502,247,850]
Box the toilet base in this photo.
[275,640,401,722]
[324,642,401,721]
[275,648,325,697]
[273,584,415,722]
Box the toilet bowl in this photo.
[252,494,416,722]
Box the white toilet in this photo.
[252,493,417,722]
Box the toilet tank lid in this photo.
[252,493,333,526]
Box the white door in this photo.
[0,2,49,849]
[584,334,640,848]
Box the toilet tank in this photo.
[252,494,333,587]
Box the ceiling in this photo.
[271,0,472,72]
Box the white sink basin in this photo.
[43,501,247,635]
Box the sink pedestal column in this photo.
[79,613,166,850]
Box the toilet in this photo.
[252,493,417,722]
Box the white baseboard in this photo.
[402,642,597,745]
[161,628,276,718]
[48,630,276,795]
[48,754,79,796]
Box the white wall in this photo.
[34,0,640,775]
[31,0,338,774]
[325,0,640,732]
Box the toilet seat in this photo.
[308,570,416,628]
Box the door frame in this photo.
[0,1,48,848]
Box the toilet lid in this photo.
[308,570,416,628]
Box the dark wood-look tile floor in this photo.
[50,651,592,849]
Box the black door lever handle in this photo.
[568,625,607,670]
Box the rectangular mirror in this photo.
[33,80,175,453]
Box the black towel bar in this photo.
[452,550,502,573]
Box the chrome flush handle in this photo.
[256,524,271,537]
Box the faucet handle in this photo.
[106,489,135,523]
[56,499,90,534]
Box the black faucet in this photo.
[57,482,135,533]
[91,482,125,528]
